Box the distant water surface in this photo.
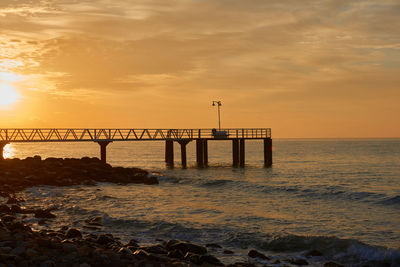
[4,139,400,265]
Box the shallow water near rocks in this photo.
[6,139,400,265]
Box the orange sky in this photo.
[0,0,399,138]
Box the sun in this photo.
[0,83,20,106]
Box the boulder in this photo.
[168,241,207,255]
[248,249,270,260]
[96,234,114,245]
[141,244,167,254]
[34,209,56,219]
[184,252,203,265]
[65,228,82,239]
[167,249,184,259]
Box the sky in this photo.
[0,0,399,138]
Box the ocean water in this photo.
[4,139,400,266]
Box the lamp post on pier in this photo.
[212,100,222,130]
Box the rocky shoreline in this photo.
[0,156,345,266]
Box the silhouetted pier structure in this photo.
[0,128,272,168]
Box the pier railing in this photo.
[0,128,271,142]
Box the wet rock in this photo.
[126,239,139,248]
[206,243,223,248]
[118,247,132,256]
[133,249,161,261]
[1,214,16,222]
[0,204,10,213]
[38,219,47,225]
[142,244,168,254]
[65,228,82,239]
[200,254,224,266]
[144,175,159,185]
[168,241,207,255]
[184,252,203,265]
[34,209,56,219]
[85,216,103,226]
[289,258,309,266]
[96,234,114,245]
[10,246,25,256]
[62,243,78,253]
[165,239,180,249]
[304,249,323,257]
[167,249,184,259]
[7,196,20,204]
[248,249,270,260]
[323,262,345,267]
[223,249,234,254]
[10,204,22,213]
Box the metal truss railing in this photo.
[0,128,271,143]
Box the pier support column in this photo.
[239,139,245,167]
[264,138,272,167]
[203,140,208,167]
[232,139,239,167]
[165,140,174,168]
[96,141,111,164]
[196,139,205,168]
[178,140,191,168]
[0,141,9,160]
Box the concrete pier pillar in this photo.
[239,139,245,167]
[178,140,191,168]
[196,139,204,168]
[165,140,174,167]
[203,140,208,166]
[232,139,239,167]
[0,141,9,160]
[264,138,272,167]
[96,141,111,164]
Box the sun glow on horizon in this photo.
[0,83,20,107]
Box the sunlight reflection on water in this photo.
[3,143,15,159]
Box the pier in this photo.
[0,128,272,168]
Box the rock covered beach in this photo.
[0,156,344,266]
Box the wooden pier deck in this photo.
[0,128,272,168]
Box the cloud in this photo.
[0,0,399,136]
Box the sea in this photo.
[3,139,400,266]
